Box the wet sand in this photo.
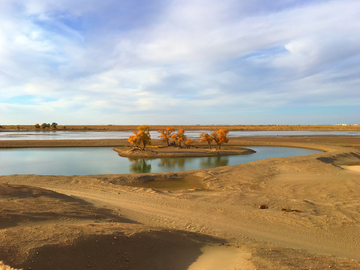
[1,136,360,269]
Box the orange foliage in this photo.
[158,127,175,146]
[128,125,151,150]
[185,139,194,147]
[171,129,187,147]
[200,132,213,149]
[212,129,229,149]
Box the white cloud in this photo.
[0,0,360,124]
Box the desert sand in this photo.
[1,136,360,269]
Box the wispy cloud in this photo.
[0,0,359,124]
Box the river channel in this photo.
[1,130,360,141]
[0,147,321,175]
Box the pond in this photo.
[0,130,360,140]
[0,147,321,176]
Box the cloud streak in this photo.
[1,0,359,124]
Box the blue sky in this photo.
[0,0,359,125]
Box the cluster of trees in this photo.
[200,129,229,150]
[128,126,229,150]
[158,127,194,148]
[34,122,58,129]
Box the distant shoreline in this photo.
[0,135,357,150]
[1,124,360,132]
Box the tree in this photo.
[200,132,213,149]
[34,123,40,129]
[212,129,229,149]
[51,122,58,129]
[41,123,50,129]
[171,129,186,148]
[128,125,151,150]
[185,139,194,148]
[129,158,152,173]
[158,127,175,146]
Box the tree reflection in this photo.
[128,158,152,173]
[200,156,229,168]
[158,157,193,169]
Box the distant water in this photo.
[0,146,321,176]
[0,130,359,141]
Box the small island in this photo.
[114,145,256,158]
[114,125,256,158]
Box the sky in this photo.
[0,0,359,125]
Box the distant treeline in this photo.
[0,124,359,131]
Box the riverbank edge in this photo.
[0,137,337,152]
[113,146,256,158]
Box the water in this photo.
[0,130,359,141]
[0,147,321,176]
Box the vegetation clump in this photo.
[212,129,229,149]
[128,125,152,150]
[158,127,175,146]
[184,139,195,148]
[171,129,187,148]
[129,126,230,151]
[200,129,229,149]
[41,123,51,129]
[200,132,213,149]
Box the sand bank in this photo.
[114,146,256,158]
[1,136,360,269]
[341,165,360,173]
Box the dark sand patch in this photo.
[124,175,206,191]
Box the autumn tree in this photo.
[184,139,194,148]
[212,129,229,149]
[34,123,40,129]
[128,125,151,150]
[51,122,58,129]
[200,132,213,149]
[158,127,175,146]
[171,129,186,148]
[129,158,152,173]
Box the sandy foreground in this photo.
[1,136,360,269]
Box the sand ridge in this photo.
[1,136,360,269]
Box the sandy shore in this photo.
[1,136,360,269]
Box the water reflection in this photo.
[1,130,360,141]
[0,147,322,175]
[158,157,194,169]
[200,156,229,168]
[128,158,152,173]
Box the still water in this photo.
[0,130,360,140]
[0,147,321,176]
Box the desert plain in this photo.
[1,133,360,269]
